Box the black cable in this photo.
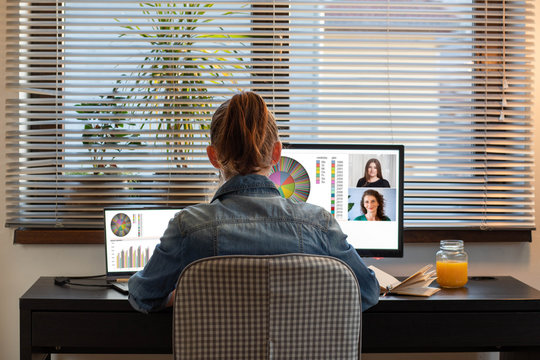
[62,280,112,288]
[62,274,106,280]
[53,274,129,294]
[54,274,107,287]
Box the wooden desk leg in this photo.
[500,351,540,360]
[20,308,50,360]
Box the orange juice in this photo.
[436,261,468,288]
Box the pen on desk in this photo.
[117,278,129,282]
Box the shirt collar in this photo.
[211,174,281,202]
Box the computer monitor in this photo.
[270,144,404,258]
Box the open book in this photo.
[368,264,441,297]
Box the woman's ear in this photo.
[272,141,282,164]
[206,146,221,169]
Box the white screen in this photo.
[104,208,181,273]
[275,146,403,257]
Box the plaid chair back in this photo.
[173,254,362,360]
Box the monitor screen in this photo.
[104,207,182,275]
[270,144,404,258]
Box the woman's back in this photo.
[128,92,380,314]
[180,174,333,257]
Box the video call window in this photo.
[348,154,398,222]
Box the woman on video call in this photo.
[128,91,380,313]
[355,189,391,221]
[356,158,390,188]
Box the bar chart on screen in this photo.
[115,244,152,269]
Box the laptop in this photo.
[104,207,183,293]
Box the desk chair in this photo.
[173,254,362,360]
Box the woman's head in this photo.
[208,91,280,179]
[363,158,383,182]
[360,189,386,219]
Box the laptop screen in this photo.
[104,208,182,276]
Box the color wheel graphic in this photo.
[111,213,132,237]
[269,157,310,202]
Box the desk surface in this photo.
[20,276,540,360]
[20,275,540,311]
[375,275,540,312]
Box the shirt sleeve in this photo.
[128,213,184,313]
[324,213,380,311]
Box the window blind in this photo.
[6,0,534,229]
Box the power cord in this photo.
[53,274,129,294]
[54,274,108,288]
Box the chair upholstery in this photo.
[173,254,362,360]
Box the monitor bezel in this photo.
[281,143,404,258]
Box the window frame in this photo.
[7,0,534,243]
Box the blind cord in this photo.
[386,0,394,144]
[54,0,61,228]
[481,0,489,231]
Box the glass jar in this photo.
[436,240,468,288]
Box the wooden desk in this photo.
[20,276,540,360]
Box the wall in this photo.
[0,1,538,359]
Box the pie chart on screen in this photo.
[269,157,310,202]
[110,213,132,237]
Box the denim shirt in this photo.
[128,174,380,313]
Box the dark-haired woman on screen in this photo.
[356,158,390,188]
[355,189,391,221]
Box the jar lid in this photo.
[440,239,464,250]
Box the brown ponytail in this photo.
[210,92,278,177]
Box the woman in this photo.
[355,189,391,221]
[128,92,379,313]
[356,158,390,187]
